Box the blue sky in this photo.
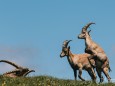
[0,0,115,82]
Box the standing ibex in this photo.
[0,60,35,78]
[60,40,96,81]
[78,23,111,82]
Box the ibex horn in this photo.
[82,22,95,32]
[0,60,22,69]
[23,70,35,76]
[63,40,72,47]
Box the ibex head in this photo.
[60,40,72,58]
[0,60,35,77]
[78,23,95,39]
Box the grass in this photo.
[0,75,115,86]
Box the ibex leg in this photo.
[78,68,85,81]
[87,68,96,82]
[96,68,104,83]
[73,69,77,80]
[103,67,111,82]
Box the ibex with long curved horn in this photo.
[0,60,35,78]
[60,40,96,81]
[78,23,111,82]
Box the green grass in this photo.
[0,75,115,86]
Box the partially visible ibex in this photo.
[60,40,96,81]
[0,60,35,78]
[78,23,111,82]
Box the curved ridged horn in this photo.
[0,60,22,69]
[63,40,72,47]
[23,70,35,76]
[82,22,95,32]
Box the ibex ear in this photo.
[88,30,91,36]
[68,46,70,50]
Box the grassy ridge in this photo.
[0,75,115,86]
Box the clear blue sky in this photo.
[0,0,115,82]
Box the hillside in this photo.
[0,75,115,86]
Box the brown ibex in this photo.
[78,23,111,82]
[0,60,35,78]
[60,40,96,81]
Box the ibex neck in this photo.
[85,36,93,46]
[68,51,73,58]
[67,51,74,65]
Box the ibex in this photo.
[78,23,111,82]
[60,40,96,81]
[0,60,35,78]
